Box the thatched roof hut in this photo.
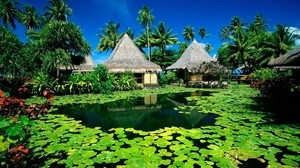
[102,33,162,73]
[268,48,300,69]
[73,55,96,72]
[59,55,96,72]
[166,40,213,72]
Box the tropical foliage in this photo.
[43,0,72,22]
[96,21,122,52]
[182,25,195,42]
[0,26,24,76]
[152,22,178,69]
[0,0,20,29]
[20,4,40,30]
[0,90,52,167]
[218,15,298,74]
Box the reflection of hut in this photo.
[102,33,162,85]
[268,48,300,77]
[59,55,96,74]
[166,40,213,82]
[144,94,157,105]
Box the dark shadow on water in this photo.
[250,95,300,124]
[239,158,268,168]
[53,91,219,131]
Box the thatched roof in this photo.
[102,33,162,73]
[268,48,300,69]
[73,55,96,72]
[166,40,213,72]
[59,55,96,72]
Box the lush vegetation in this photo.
[1,0,300,167]
[0,90,53,167]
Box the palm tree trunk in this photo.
[147,23,150,61]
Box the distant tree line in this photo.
[0,0,299,79]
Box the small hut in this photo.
[268,47,300,78]
[166,40,213,81]
[59,55,96,74]
[102,33,162,85]
[268,48,300,69]
[73,55,96,73]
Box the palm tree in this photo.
[182,25,195,42]
[204,43,213,53]
[20,4,40,29]
[152,22,178,68]
[96,21,122,52]
[178,42,188,55]
[0,0,20,29]
[125,27,134,39]
[44,0,72,22]
[229,16,245,31]
[222,27,257,73]
[135,30,153,56]
[248,14,269,35]
[198,27,209,42]
[137,5,154,61]
[220,27,230,41]
[260,24,295,60]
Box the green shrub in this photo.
[165,71,178,84]
[250,68,278,82]
[113,71,137,91]
[158,73,168,86]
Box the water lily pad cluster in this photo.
[27,85,300,167]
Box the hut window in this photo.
[134,73,143,83]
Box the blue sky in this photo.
[14,0,300,64]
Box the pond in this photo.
[53,91,218,131]
[28,86,300,168]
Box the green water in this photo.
[53,91,218,131]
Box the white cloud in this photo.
[288,27,300,36]
[296,39,300,46]
[287,27,300,46]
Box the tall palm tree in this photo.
[198,27,209,42]
[137,5,154,61]
[152,22,178,68]
[96,21,122,52]
[0,0,20,29]
[20,4,40,30]
[44,0,72,22]
[182,25,195,42]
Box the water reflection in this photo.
[54,91,218,131]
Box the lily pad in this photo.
[281,158,299,167]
